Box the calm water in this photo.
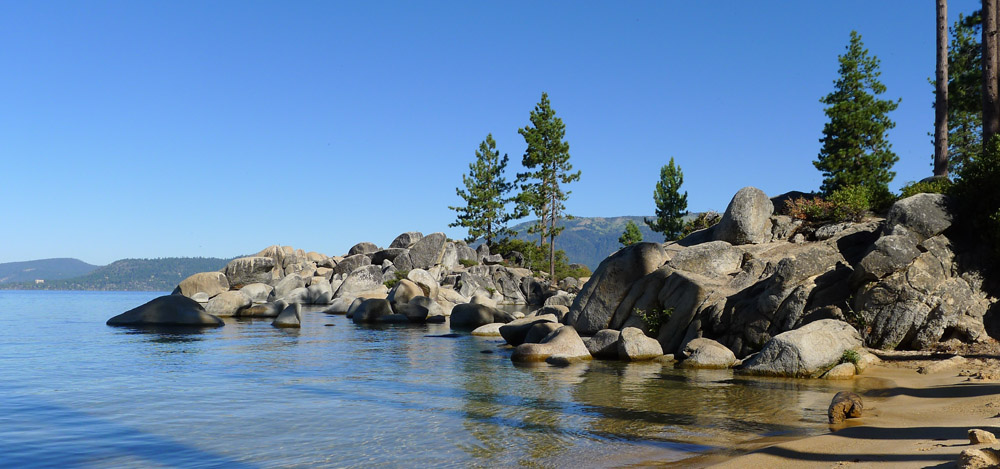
[0,291,866,468]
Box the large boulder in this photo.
[524,322,561,344]
[334,265,385,299]
[205,290,252,317]
[387,279,422,305]
[272,303,301,328]
[306,280,334,305]
[332,254,372,277]
[406,269,440,299]
[678,338,736,369]
[348,242,379,257]
[408,232,447,269]
[617,327,663,361]
[273,273,306,300]
[498,314,559,346]
[322,297,355,315]
[511,326,592,362]
[712,187,774,245]
[740,320,862,378]
[450,303,499,329]
[390,231,423,249]
[371,248,406,266]
[352,298,394,324]
[667,241,743,277]
[410,296,446,319]
[394,303,429,322]
[174,272,229,299]
[585,329,621,359]
[239,283,273,304]
[885,193,953,240]
[224,256,276,289]
[567,242,669,334]
[243,300,287,318]
[107,295,224,327]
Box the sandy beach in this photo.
[679,354,1000,468]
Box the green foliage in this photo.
[490,237,584,279]
[633,307,672,335]
[899,178,953,199]
[815,31,899,197]
[383,269,410,289]
[645,158,688,239]
[517,92,580,277]
[939,11,983,174]
[449,134,525,245]
[840,349,861,366]
[952,136,1000,257]
[618,221,643,247]
[680,211,721,237]
[826,185,872,222]
[458,259,478,268]
[786,185,875,223]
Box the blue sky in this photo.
[0,1,981,265]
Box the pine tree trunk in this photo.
[935,0,950,177]
[984,0,1000,148]
[549,191,555,281]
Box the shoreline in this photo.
[671,358,1000,468]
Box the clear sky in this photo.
[0,1,982,265]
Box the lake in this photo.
[0,290,867,467]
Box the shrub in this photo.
[899,178,952,199]
[458,259,478,268]
[840,349,861,365]
[634,307,672,335]
[786,185,873,223]
[680,211,721,237]
[491,238,583,279]
[383,269,409,289]
[827,185,870,222]
[786,196,833,222]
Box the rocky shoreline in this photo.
[109,186,998,385]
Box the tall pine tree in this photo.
[449,134,523,246]
[815,31,900,196]
[517,92,580,279]
[644,158,688,240]
[944,11,983,174]
[618,220,643,247]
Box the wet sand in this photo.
[691,360,1000,468]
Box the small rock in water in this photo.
[480,350,493,354]
[969,429,998,445]
[425,333,461,338]
[324,323,336,327]
[828,391,863,424]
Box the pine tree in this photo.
[449,134,523,246]
[644,157,688,240]
[517,92,580,279]
[815,31,900,196]
[945,11,983,174]
[618,221,643,247]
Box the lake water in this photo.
[0,290,869,467]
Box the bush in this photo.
[458,259,478,268]
[383,270,409,289]
[840,349,861,365]
[786,185,872,223]
[827,185,870,222]
[680,211,721,237]
[899,178,952,199]
[634,308,672,335]
[786,196,834,222]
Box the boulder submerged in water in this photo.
[107,295,224,327]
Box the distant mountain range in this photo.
[505,216,677,270]
[3,215,685,290]
[0,258,99,284]
[0,257,231,291]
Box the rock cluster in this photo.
[565,187,996,377]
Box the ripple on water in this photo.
[0,291,859,467]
